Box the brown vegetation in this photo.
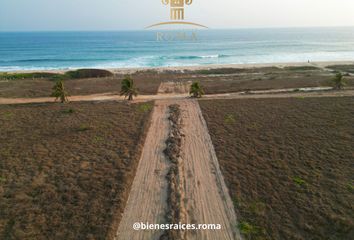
[327,64,354,74]
[0,71,161,98]
[200,97,354,240]
[195,67,354,94]
[154,66,354,95]
[0,101,153,239]
[2,66,354,98]
[160,104,184,240]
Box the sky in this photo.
[0,0,354,31]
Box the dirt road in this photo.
[1,89,354,105]
[115,101,171,240]
[178,100,241,240]
[157,81,192,94]
[115,99,240,240]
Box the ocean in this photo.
[0,27,353,71]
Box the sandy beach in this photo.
[3,60,354,74]
[110,60,354,74]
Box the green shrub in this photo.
[232,197,241,207]
[284,66,319,71]
[3,219,15,240]
[238,221,258,235]
[327,65,354,74]
[51,80,69,103]
[61,108,75,114]
[332,73,346,90]
[0,176,6,183]
[189,81,205,98]
[93,136,104,143]
[248,201,266,216]
[293,177,306,186]
[0,72,62,80]
[65,69,113,79]
[138,103,153,113]
[196,68,245,75]
[77,124,91,132]
[2,112,14,120]
[224,114,236,124]
[0,69,113,81]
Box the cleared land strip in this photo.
[157,81,192,94]
[178,100,241,240]
[1,89,354,105]
[115,101,171,240]
[116,99,240,240]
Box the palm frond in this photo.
[120,76,138,100]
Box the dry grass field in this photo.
[327,64,354,74]
[194,67,354,94]
[1,64,354,240]
[0,71,162,98]
[2,66,354,99]
[200,97,354,240]
[0,101,153,239]
[155,66,354,94]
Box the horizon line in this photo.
[145,21,208,29]
[1,25,354,32]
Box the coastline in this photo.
[110,60,354,74]
[3,60,353,74]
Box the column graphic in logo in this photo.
[162,0,193,20]
[146,0,207,29]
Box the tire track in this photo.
[178,100,241,240]
[115,99,241,240]
[115,101,171,240]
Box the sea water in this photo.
[0,27,353,71]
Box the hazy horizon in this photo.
[1,0,354,31]
[1,26,354,33]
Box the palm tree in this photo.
[189,81,204,98]
[332,72,346,90]
[51,80,69,103]
[120,76,138,101]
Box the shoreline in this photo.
[111,60,354,74]
[2,60,353,74]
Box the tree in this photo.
[51,80,69,103]
[189,81,204,98]
[120,76,138,101]
[332,72,346,90]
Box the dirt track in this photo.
[1,89,354,105]
[115,99,240,239]
[179,100,240,240]
[157,81,192,94]
[115,101,171,240]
